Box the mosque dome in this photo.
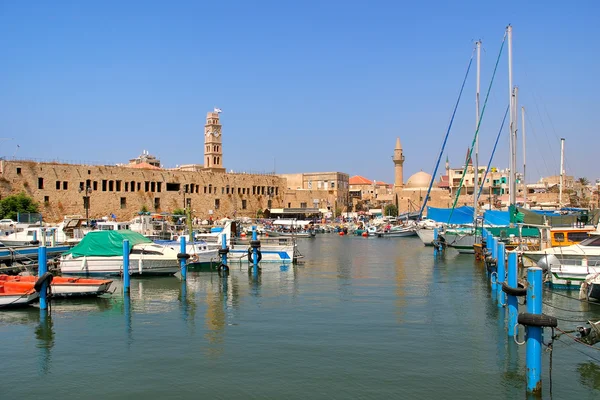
[405,171,436,189]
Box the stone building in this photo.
[0,110,341,222]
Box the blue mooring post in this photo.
[180,236,187,281]
[221,234,228,265]
[252,226,258,272]
[507,251,518,337]
[490,237,498,296]
[38,245,48,310]
[123,239,130,294]
[433,228,438,257]
[496,242,506,307]
[526,267,543,395]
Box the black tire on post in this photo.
[502,281,528,297]
[518,312,558,328]
[34,272,54,293]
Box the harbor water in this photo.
[2,236,600,399]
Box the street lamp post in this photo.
[79,185,92,227]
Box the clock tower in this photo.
[204,110,225,173]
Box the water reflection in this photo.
[578,361,600,391]
[35,310,54,375]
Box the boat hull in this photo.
[416,229,435,246]
[443,231,476,254]
[377,229,417,238]
[60,255,180,276]
[0,291,39,307]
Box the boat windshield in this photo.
[578,235,600,247]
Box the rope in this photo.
[543,287,600,306]
[418,46,475,219]
[448,32,507,223]
[476,105,510,201]
[555,327,600,353]
[542,300,593,313]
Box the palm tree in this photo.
[578,177,590,186]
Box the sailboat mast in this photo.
[559,138,565,207]
[507,24,516,208]
[512,86,518,205]
[521,106,527,207]
[474,40,481,220]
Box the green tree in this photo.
[384,204,398,217]
[140,205,149,213]
[0,192,39,220]
[578,177,590,186]
[256,208,264,218]
[172,208,185,223]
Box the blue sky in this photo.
[0,0,598,184]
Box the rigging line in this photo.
[418,46,476,219]
[477,105,509,200]
[524,109,551,177]
[531,88,559,173]
[448,32,507,223]
[543,300,594,313]
[554,337,600,363]
[542,287,600,306]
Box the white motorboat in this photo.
[156,238,220,267]
[60,230,180,276]
[377,223,417,238]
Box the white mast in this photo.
[559,138,565,207]
[521,106,527,207]
[507,25,516,208]
[474,40,481,219]
[512,86,519,205]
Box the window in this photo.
[102,180,107,191]
[288,203,291,208]
[567,232,591,242]
[145,181,150,192]
[56,181,61,190]
[137,182,141,191]
[151,182,156,192]
[204,186,207,194]
[157,182,162,193]
[275,187,278,195]
[44,196,49,204]
[108,181,114,191]
[215,199,220,209]
[116,180,122,191]
[93,181,98,191]
[300,202,307,208]
[38,178,44,189]
[120,197,127,209]
[317,181,322,189]
[267,200,272,209]
[16,168,21,175]
[154,197,160,210]
[88,170,91,175]
[63,181,68,190]
[242,199,247,209]
[331,181,335,189]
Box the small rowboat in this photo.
[0,280,38,308]
[0,274,112,297]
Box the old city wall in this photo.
[0,160,287,222]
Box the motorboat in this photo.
[0,279,38,308]
[1,274,113,297]
[155,238,220,268]
[60,230,180,276]
[376,221,417,238]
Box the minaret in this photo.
[393,137,405,189]
[204,110,225,173]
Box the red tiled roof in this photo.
[349,176,372,185]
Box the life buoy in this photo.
[190,254,199,263]
[247,248,262,264]
[34,272,54,293]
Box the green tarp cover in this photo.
[485,226,540,238]
[516,207,600,227]
[65,230,153,258]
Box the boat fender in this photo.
[177,253,191,260]
[250,240,261,249]
[218,247,230,256]
[34,272,54,293]
[517,312,558,328]
[247,248,262,264]
[30,240,40,245]
[501,281,528,297]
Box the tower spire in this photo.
[393,137,405,189]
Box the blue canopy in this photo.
[425,206,474,225]
[483,210,509,226]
